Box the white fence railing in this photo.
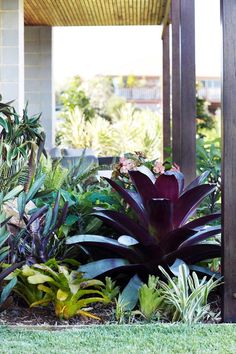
[198,87,221,102]
[114,87,161,100]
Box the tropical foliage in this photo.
[0,99,45,193]
[158,264,221,324]
[138,275,164,321]
[67,169,221,280]
[57,105,162,159]
[0,97,222,324]
[13,261,109,320]
[196,138,221,215]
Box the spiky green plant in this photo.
[40,156,68,191]
[0,98,45,193]
[138,275,164,321]
[101,277,120,301]
[57,104,162,159]
[159,264,221,324]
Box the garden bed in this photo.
[0,303,114,327]
[0,293,221,328]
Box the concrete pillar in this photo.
[25,26,55,149]
[0,0,24,113]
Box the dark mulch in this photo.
[0,295,222,327]
[0,302,115,327]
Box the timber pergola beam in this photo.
[162,0,236,322]
[221,0,236,322]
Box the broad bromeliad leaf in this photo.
[117,274,143,312]
[15,261,109,320]
[67,170,221,280]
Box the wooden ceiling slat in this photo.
[143,0,149,25]
[139,0,143,25]
[134,0,138,25]
[151,0,158,23]
[57,0,71,25]
[71,0,86,26]
[113,0,121,26]
[98,0,106,25]
[24,0,168,26]
[147,0,152,25]
[104,0,113,26]
[63,0,78,25]
[157,0,163,24]
[92,0,102,26]
[83,0,96,26]
[96,0,105,26]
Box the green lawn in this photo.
[1,324,236,354]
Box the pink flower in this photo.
[153,160,165,174]
[119,157,137,174]
[170,163,180,172]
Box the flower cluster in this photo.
[119,156,137,174]
[111,152,180,187]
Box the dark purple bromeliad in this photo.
[67,169,221,279]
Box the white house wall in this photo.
[0,0,24,112]
[24,26,55,149]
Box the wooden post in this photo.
[171,0,181,167]
[171,0,196,184]
[162,24,171,161]
[221,0,236,322]
[180,0,196,184]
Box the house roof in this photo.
[24,0,169,26]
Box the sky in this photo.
[53,0,221,85]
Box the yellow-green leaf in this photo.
[28,273,53,284]
[22,265,36,277]
[57,289,69,301]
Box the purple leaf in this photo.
[129,170,158,207]
[80,259,145,278]
[164,170,185,194]
[79,258,130,278]
[51,191,60,227]
[27,205,48,227]
[173,184,216,227]
[136,165,156,183]
[147,199,173,241]
[164,244,221,264]
[104,177,146,221]
[126,190,148,226]
[178,225,221,249]
[66,234,140,263]
[54,201,69,231]
[0,261,24,283]
[155,173,179,202]
[159,227,197,253]
[91,210,153,245]
[185,213,221,230]
[183,171,210,194]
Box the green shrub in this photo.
[159,264,221,324]
[14,261,110,320]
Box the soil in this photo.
[0,295,222,328]
[0,301,115,327]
